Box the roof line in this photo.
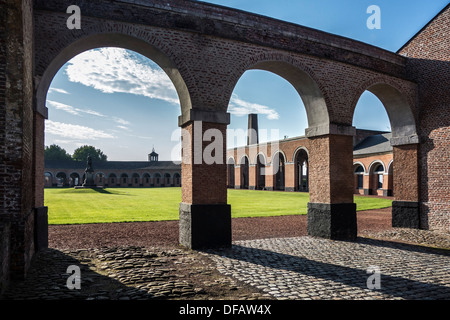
[396,3,449,53]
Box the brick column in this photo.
[178,111,231,249]
[234,166,240,189]
[306,125,356,240]
[284,163,295,192]
[392,144,420,228]
[265,165,274,191]
[33,111,48,251]
[249,165,257,190]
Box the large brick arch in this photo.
[227,52,330,131]
[350,77,419,144]
[34,27,192,117]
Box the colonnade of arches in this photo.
[227,148,309,192]
[32,22,419,250]
[353,160,393,196]
[44,171,181,188]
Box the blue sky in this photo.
[46,0,448,161]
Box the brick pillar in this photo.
[284,163,295,192]
[0,0,38,284]
[392,144,420,228]
[265,165,274,190]
[234,166,240,189]
[249,165,257,190]
[306,130,357,240]
[33,112,48,251]
[178,111,231,249]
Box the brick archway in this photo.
[352,81,420,228]
[3,0,446,290]
[229,55,330,133]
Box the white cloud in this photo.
[47,100,133,128]
[116,125,131,131]
[65,48,180,105]
[48,88,70,94]
[228,94,279,120]
[47,100,81,115]
[45,120,115,140]
[111,116,131,126]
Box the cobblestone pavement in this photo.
[203,236,450,300]
[1,246,266,300]
[2,235,449,300]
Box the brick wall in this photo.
[1,0,36,282]
[398,4,450,232]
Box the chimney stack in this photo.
[247,113,259,145]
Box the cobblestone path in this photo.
[2,236,449,300]
[204,236,450,300]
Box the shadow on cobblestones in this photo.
[356,237,450,256]
[204,237,450,300]
[1,248,150,300]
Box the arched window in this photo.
[256,154,266,190]
[374,164,384,189]
[154,173,161,185]
[121,173,128,184]
[354,165,364,189]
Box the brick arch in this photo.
[292,146,310,163]
[271,150,287,164]
[226,52,330,130]
[368,160,386,174]
[253,152,268,166]
[350,77,418,144]
[227,156,235,165]
[239,154,250,165]
[35,29,192,117]
[353,161,367,174]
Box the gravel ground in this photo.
[49,208,397,249]
[49,207,449,250]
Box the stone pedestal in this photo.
[34,207,48,251]
[179,203,231,249]
[392,201,420,229]
[307,203,357,240]
[82,171,96,187]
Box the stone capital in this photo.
[178,109,230,127]
[305,123,356,138]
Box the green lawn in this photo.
[44,187,393,225]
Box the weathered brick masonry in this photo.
[0,0,448,291]
[398,4,450,232]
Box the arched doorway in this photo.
[273,152,285,191]
[70,172,81,187]
[55,172,67,187]
[352,83,419,228]
[256,154,266,190]
[227,158,235,188]
[353,163,365,194]
[240,156,249,189]
[294,148,309,192]
[44,172,53,187]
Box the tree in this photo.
[44,144,72,161]
[72,145,108,162]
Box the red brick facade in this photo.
[397,4,450,232]
[227,135,394,198]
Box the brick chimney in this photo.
[247,113,259,145]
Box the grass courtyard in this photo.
[44,187,393,225]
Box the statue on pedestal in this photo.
[82,154,96,187]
